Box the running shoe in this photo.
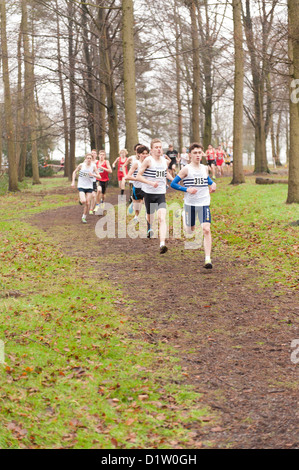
[160,245,168,254]
[94,204,100,213]
[133,215,139,224]
[204,261,213,269]
[82,216,87,224]
[147,228,154,239]
[128,202,134,214]
[89,210,93,215]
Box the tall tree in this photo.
[97,3,119,165]
[22,0,40,184]
[287,0,299,203]
[175,1,183,152]
[0,0,18,191]
[231,0,245,184]
[56,0,69,177]
[188,0,200,143]
[243,0,279,173]
[68,0,76,178]
[122,0,138,155]
[81,3,97,150]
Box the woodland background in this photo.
[0,0,298,203]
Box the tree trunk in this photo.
[22,0,40,184]
[286,113,289,163]
[97,80,106,150]
[254,112,268,173]
[0,0,18,191]
[82,4,96,150]
[189,0,200,143]
[231,0,245,184]
[16,28,23,172]
[0,95,2,171]
[243,0,269,174]
[287,0,299,204]
[275,111,282,166]
[270,114,276,167]
[56,0,69,177]
[98,6,119,169]
[122,0,138,156]
[175,3,183,152]
[68,1,76,178]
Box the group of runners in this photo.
[71,140,218,268]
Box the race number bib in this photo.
[156,170,165,178]
[194,177,206,185]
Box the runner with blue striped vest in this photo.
[171,143,217,269]
[136,138,174,254]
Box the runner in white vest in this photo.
[171,143,216,269]
[136,138,174,254]
[124,145,149,223]
[71,154,98,224]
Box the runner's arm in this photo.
[171,175,197,194]
[206,168,216,192]
[123,156,132,168]
[112,157,119,169]
[124,162,138,180]
[171,167,196,194]
[71,164,82,186]
[105,161,112,173]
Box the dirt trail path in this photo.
[31,187,299,449]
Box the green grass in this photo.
[1,174,298,448]
[0,177,211,449]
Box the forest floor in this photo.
[29,179,299,449]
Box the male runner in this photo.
[205,144,217,179]
[89,149,98,214]
[178,147,189,169]
[166,144,179,179]
[124,145,149,222]
[216,145,225,177]
[123,143,141,208]
[171,143,216,268]
[94,150,112,212]
[136,138,174,254]
[71,154,98,223]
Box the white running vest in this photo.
[142,156,168,195]
[180,153,189,166]
[183,164,210,207]
[133,160,142,188]
[129,155,137,184]
[78,162,96,189]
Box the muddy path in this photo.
[31,187,299,449]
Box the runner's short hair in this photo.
[134,143,141,150]
[150,138,162,149]
[137,145,150,155]
[189,143,203,153]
